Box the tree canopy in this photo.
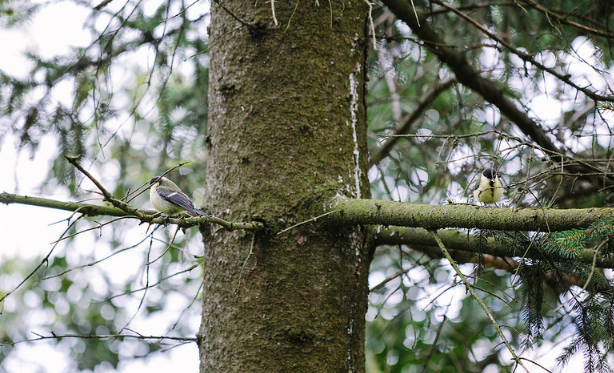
[1,0,614,372]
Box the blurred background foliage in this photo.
[1,0,614,372]
[366,1,614,372]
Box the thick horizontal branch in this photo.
[373,227,614,268]
[0,192,263,231]
[5,191,610,234]
[330,198,614,232]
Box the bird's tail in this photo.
[193,208,211,218]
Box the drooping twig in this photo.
[0,216,83,305]
[429,230,530,372]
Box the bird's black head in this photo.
[149,176,161,186]
[482,168,498,179]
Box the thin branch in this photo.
[379,0,614,190]
[381,0,559,149]
[124,162,189,203]
[432,0,614,102]
[519,0,614,39]
[119,235,155,334]
[43,228,163,280]
[103,263,199,302]
[65,155,143,217]
[420,315,446,373]
[147,226,181,265]
[277,210,341,235]
[369,78,455,166]
[213,0,252,28]
[375,28,402,123]
[0,192,264,231]
[51,216,133,244]
[0,216,83,304]
[2,333,196,346]
[429,230,529,372]
[0,192,127,217]
[166,279,204,335]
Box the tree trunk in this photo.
[199,1,371,372]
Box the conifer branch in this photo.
[373,227,614,268]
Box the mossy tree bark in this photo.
[199,1,371,372]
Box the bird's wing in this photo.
[156,186,195,211]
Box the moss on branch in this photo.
[373,226,614,268]
[0,192,128,217]
[330,198,614,232]
[0,192,263,231]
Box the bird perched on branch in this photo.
[473,168,503,204]
[149,176,210,218]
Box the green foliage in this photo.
[0,0,39,27]
[366,2,614,368]
[468,221,614,371]
[558,295,614,373]
[0,0,210,196]
[1,0,614,371]
[367,251,520,372]
[0,0,210,370]
[518,261,544,348]
[0,227,203,369]
[472,229,489,274]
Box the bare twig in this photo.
[2,333,196,346]
[65,155,144,218]
[370,78,455,166]
[0,216,83,305]
[429,230,529,372]
[432,0,614,102]
[277,210,341,235]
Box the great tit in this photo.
[473,168,503,204]
[149,176,210,217]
